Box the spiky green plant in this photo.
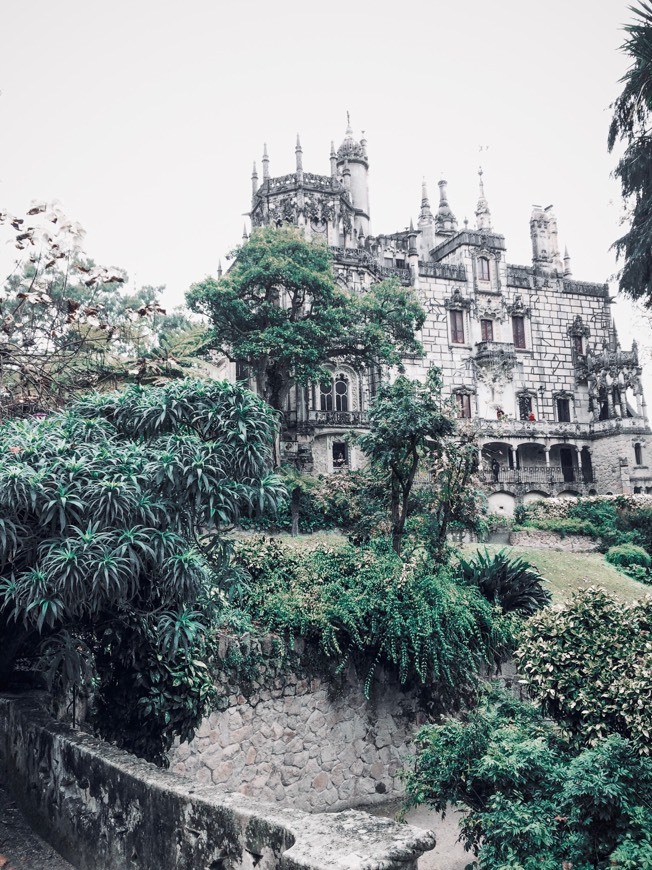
[456,548,551,615]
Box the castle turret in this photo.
[435,178,458,239]
[336,114,370,238]
[530,204,563,273]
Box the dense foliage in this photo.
[404,691,652,869]
[516,588,652,753]
[455,548,551,616]
[609,2,652,304]
[0,379,283,763]
[357,369,481,554]
[517,495,652,553]
[187,226,425,412]
[232,536,515,704]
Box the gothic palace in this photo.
[229,120,652,514]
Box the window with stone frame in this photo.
[635,442,644,466]
[518,393,533,420]
[334,374,349,412]
[456,393,472,419]
[556,397,571,423]
[450,310,465,344]
[478,257,491,281]
[512,315,526,349]
[235,360,250,381]
[480,319,494,342]
[320,382,333,411]
[573,334,584,355]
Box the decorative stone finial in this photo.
[475,166,492,231]
[217,259,223,279]
[262,143,270,181]
[242,223,248,241]
[435,178,457,236]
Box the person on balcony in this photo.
[491,458,500,482]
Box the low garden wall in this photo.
[0,692,435,870]
[509,528,599,552]
[169,633,425,812]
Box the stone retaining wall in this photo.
[509,528,599,551]
[169,634,425,812]
[0,693,435,870]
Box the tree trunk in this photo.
[291,487,300,537]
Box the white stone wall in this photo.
[169,639,421,813]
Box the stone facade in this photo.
[169,633,423,812]
[232,121,652,509]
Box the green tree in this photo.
[516,587,652,752]
[0,378,283,763]
[404,690,652,869]
[609,3,652,304]
[186,226,425,413]
[356,368,457,554]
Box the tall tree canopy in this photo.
[609,2,652,304]
[0,378,283,763]
[356,368,460,554]
[186,226,425,412]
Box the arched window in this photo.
[320,382,333,411]
[478,257,490,281]
[335,374,349,412]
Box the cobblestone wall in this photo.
[509,528,599,551]
[169,634,424,812]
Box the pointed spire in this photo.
[475,166,492,231]
[435,177,457,235]
[217,259,223,279]
[563,245,572,277]
[330,140,337,177]
[346,110,353,135]
[251,161,258,198]
[418,178,433,226]
[295,133,303,174]
[242,223,249,241]
[262,143,270,181]
[409,217,415,232]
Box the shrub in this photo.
[233,537,515,706]
[605,543,652,570]
[527,517,599,538]
[516,588,652,752]
[403,690,652,869]
[455,548,551,615]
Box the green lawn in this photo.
[460,543,651,603]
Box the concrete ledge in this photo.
[0,694,435,870]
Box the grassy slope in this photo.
[460,543,651,603]
[234,531,651,603]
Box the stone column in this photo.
[575,446,583,483]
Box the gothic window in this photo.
[556,398,571,423]
[456,393,472,419]
[573,335,584,355]
[480,319,494,342]
[235,360,250,381]
[450,310,465,344]
[518,394,533,420]
[478,257,490,281]
[334,375,349,412]
[512,315,526,349]
[320,382,333,412]
[635,443,644,465]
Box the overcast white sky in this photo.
[0,0,646,360]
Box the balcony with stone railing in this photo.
[308,409,370,427]
[479,466,576,485]
[474,416,650,441]
[474,341,518,366]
